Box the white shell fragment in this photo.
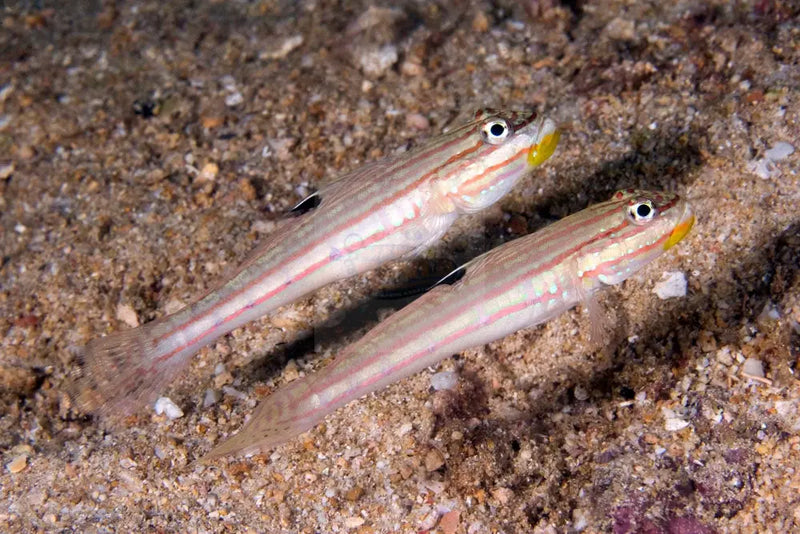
[748,141,795,179]
[259,35,304,61]
[358,44,398,77]
[662,407,690,431]
[653,271,687,300]
[154,397,184,419]
[203,388,219,408]
[222,386,248,401]
[764,141,795,161]
[225,91,244,107]
[431,371,458,391]
[741,358,765,379]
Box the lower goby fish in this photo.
[75,109,560,414]
[202,189,694,461]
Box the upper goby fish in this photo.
[202,189,694,461]
[74,109,561,414]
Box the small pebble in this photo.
[6,455,27,474]
[405,112,430,130]
[439,510,461,534]
[491,487,514,504]
[344,486,364,502]
[225,91,244,107]
[259,35,304,60]
[425,448,445,471]
[119,457,138,469]
[201,115,223,129]
[0,162,13,180]
[653,271,687,300]
[213,371,233,388]
[605,17,636,41]
[220,75,236,91]
[400,60,425,76]
[472,11,490,33]
[283,359,300,381]
[198,162,219,182]
[716,346,735,366]
[267,137,297,161]
[424,479,445,494]
[344,516,365,529]
[153,446,167,460]
[116,303,140,328]
[154,397,184,419]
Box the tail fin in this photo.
[200,377,318,462]
[72,322,188,416]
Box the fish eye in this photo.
[628,199,657,224]
[481,118,513,145]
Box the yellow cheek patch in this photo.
[528,129,561,167]
[664,215,695,250]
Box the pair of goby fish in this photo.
[74,109,694,462]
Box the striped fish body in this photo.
[204,189,694,460]
[76,110,560,414]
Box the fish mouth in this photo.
[527,118,560,167]
[664,203,695,250]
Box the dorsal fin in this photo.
[433,265,467,287]
[290,192,321,215]
[377,264,468,300]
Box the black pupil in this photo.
[490,123,506,137]
[636,203,651,218]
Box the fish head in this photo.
[442,109,560,213]
[576,189,694,287]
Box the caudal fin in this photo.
[72,323,187,416]
[200,378,318,462]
